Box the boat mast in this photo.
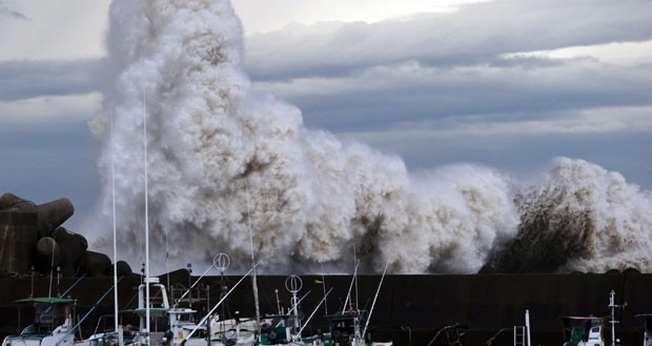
[342,259,360,313]
[361,262,389,339]
[181,260,263,344]
[111,110,122,344]
[287,275,302,340]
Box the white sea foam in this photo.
[531,158,652,273]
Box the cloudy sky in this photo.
[1,0,651,229]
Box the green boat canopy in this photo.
[14,297,76,304]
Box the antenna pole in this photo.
[144,92,151,346]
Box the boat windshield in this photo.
[33,302,70,333]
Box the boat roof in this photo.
[129,307,169,316]
[14,297,76,304]
[168,308,198,314]
[560,316,604,321]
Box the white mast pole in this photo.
[610,290,617,346]
[525,309,531,346]
[111,111,120,333]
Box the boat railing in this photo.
[426,323,466,346]
[486,328,510,346]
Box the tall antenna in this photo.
[143,92,151,346]
[342,259,360,313]
[111,110,119,332]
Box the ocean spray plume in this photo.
[86,0,652,275]
[87,0,521,274]
[491,157,652,273]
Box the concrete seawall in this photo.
[1,271,650,345]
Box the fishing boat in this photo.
[258,275,306,345]
[1,269,121,346]
[560,290,626,346]
[310,261,392,346]
[560,316,606,346]
[322,309,369,346]
[194,273,323,346]
[1,296,77,346]
[123,262,265,346]
[257,274,336,346]
[122,275,216,346]
[319,307,394,346]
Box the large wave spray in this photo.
[88,0,652,275]
[492,157,652,273]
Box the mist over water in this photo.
[87,0,652,275]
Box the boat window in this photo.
[178,314,195,322]
[34,303,67,329]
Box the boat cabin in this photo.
[2,297,77,346]
[561,316,606,346]
[324,310,368,346]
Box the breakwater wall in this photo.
[1,271,649,346]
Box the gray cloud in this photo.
[242,0,652,144]
[241,0,652,191]
[244,0,652,80]
[0,58,102,102]
[261,58,652,133]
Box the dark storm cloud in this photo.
[271,58,652,133]
[0,58,102,102]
